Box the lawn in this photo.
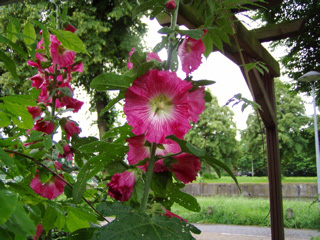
[195,176,317,184]
[171,196,320,229]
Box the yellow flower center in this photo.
[150,94,173,117]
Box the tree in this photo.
[254,0,320,100]
[239,79,316,176]
[0,0,146,138]
[185,94,241,172]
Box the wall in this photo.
[182,183,317,198]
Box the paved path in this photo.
[193,224,320,240]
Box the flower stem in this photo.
[166,0,180,71]
[140,143,157,212]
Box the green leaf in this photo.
[43,134,52,150]
[0,148,16,169]
[101,123,134,142]
[153,37,168,53]
[42,206,58,231]
[0,94,37,107]
[202,34,213,58]
[136,61,156,78]
[6,17,20,43]
[132,0,158,16]
[130,51,146,68]
[191,80,216,87]
[204,91,212,102]
[4,101,34,129]
[50,29,88,55]
[99,91,125,116]
[91,73,132,91]
[202,155,240,191]
[57,87,73,98]
[169,48,179,72]
[178,29,204,39]
[211,33,224,52]
[8,203,36,236]
[23,22,36,46]
[168,186,200,212]
[67,210,90,233]
[93,211,197,240]
[0,35,28,60]
[0,190,18,225]
[0,107,11,127]
[0,50,18,78]
[158,27,175,34]
[166,135,206,157]
[131,178,144,204]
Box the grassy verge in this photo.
[195,176,317,184]
[171,196,320,229]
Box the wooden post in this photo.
[264,74,285,240]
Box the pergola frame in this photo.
[1,0,305,239]
[157,1,303,239]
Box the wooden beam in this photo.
[251,19,305,42]
[0,0,23,6]
[231,0,283,13]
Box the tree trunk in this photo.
[95,92,114,140]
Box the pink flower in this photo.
[124,69,193,143]
[58,144,74,161]
[163,208,188,222]
[33,118,55,135]
[50,35,76,68]
[60,96,84,113]
[127,135,180,164]
[30,173,66,200]
[61,120,80,140]
[169,153,201,183]
[107,171,135,202]
[147,52,162,62]
[34,224,44,240]
[54,161,63,170]
[188,87,206,122]
[165,0,177,9]
[30,73,46,89]
[64,24,77,33]
[178,31,206,76]
[27,106,42,119]
[128,47,135,69]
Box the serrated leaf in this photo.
[9,203,36,236]
[168,186,200,212]
[0,109,11,127]
[0,50,18,78]
[93,211,196,240]
[211,34,224,52]
[178,29,204,39]
[50,29,88,55]
[4,101,33,129]
[91,73,132,91]
[67,210,90,233]
[42,206,57,231]
[136,61,156,78]
[0,94,37,107]
[101,123,134,141]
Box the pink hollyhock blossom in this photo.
[124,69,193,143]
[50,35,76,68]
[58,144,74,161]
[27,106,42,119]
[126,134,180,171]
[64,24,77,33]
[165,0,177,9]
[60,96,84,113]
[34,224,44,240]
[169,153,201,183]
[61,120,80,140]
[128,47,135,69]
[107,171,135,202]
[54,161,63,170]
[30,173,66,200]
[178,31,206,76]
[147,52,162,62]
[30,73,46,89]
[163,208,188,222]
[188,87,206,122]
[33,118,55,135]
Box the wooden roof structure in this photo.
[156,1,304,239]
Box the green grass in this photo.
[195,176,317,184]
[171,196,320,229]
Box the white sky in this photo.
[73,14,315,139]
